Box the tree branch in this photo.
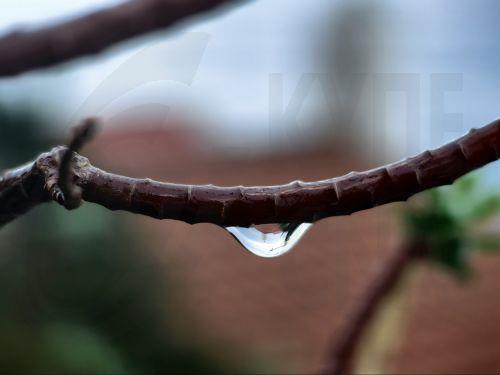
[1,119,500,228]
[0,0,237,77]
[323,241,426,375]
[53,118,99,209]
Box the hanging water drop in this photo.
[225,223,312,258]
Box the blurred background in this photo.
[2,0,500,373]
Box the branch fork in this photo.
[37,146,88,210]
[43,119,98,210]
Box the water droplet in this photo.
[225,223,312,258]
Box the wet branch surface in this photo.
[1,119,500,228]
[0,0,236,77]
[323,241,427,375]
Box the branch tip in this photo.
[67,118,100,153]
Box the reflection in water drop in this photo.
[225,223,312,258]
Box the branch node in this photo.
[36,118,99,210]
[58,118,99,209]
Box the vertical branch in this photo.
[323,241,426,375]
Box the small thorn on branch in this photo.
[56,118,99,209]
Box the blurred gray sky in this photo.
[1,0,500,173]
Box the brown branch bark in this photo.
[0,0,237,77]
[1,119,500,227]
[322,241,426,375]
[56,118,99,209]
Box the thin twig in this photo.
[1,119,500,227]
[0,0,237,77]
[323,241,426,375]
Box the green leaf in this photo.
[427,236,471,279]
[468,234,500,252]
[454,174,477,194]
[465,195,500,222]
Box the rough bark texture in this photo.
[0,0,235,77]
[1,119,499,227]
[0,161,47,225]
